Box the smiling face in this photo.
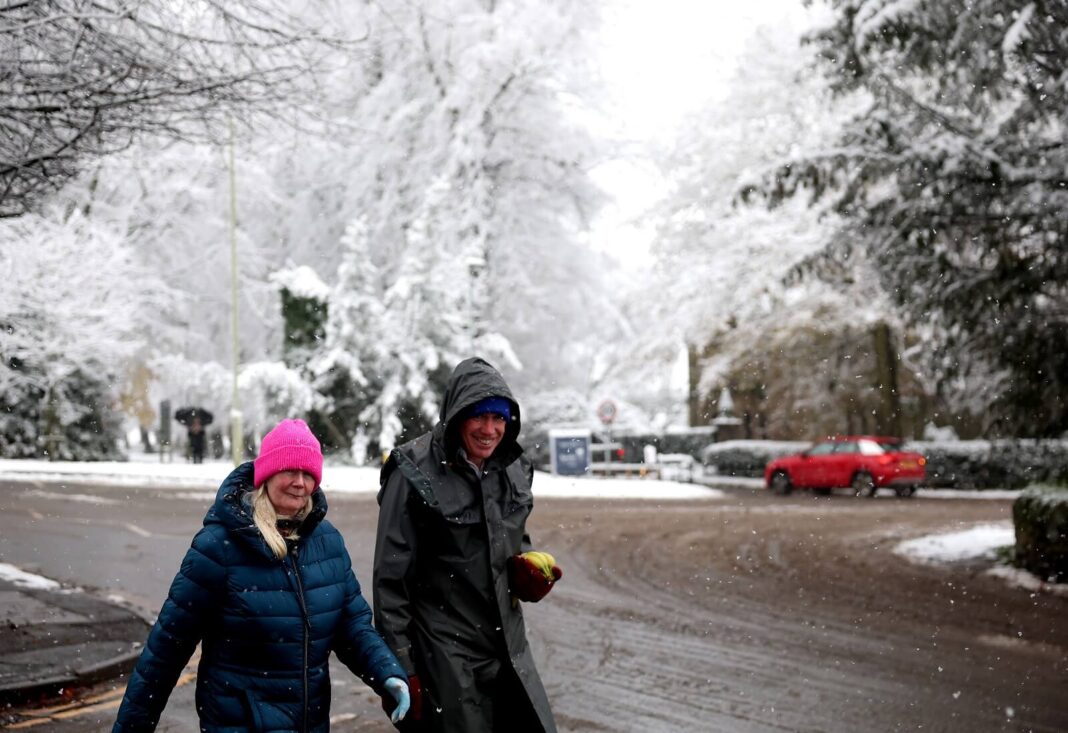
[459,413,507,468]
[264,470,316,516]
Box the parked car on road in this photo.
[764,436,926,497]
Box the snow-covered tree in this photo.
[238,361,323,432]
[2,0,610,461]
[311,205,508,460]
[752,0,1068,437]
[614,19,873,429]
[321,0,608,398]
[0,210,172,458]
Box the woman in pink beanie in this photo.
[114,418,410,733]
[251,418,326,557]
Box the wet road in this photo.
[1,478,1065,732]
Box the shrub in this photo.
[910,440,1068,489]
[700,440,808,478]
[1012,487,1068,582]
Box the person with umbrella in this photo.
[175,406,212,463]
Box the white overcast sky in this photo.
[591,0,819,268]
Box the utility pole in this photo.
[228,118,244,465]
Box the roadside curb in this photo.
[0,583,152,707]
[0,647,143,707]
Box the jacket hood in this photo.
[434,357,522,465]
[205,461,328,553]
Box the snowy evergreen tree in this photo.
[270,265,331,368]
[752,0,1068,436]
[312,208,477,461]
[309,218,393,459]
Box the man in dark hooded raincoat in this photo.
[374,357,559,732]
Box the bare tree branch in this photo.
[0,0,355,217]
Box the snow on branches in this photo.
[752,0,1068,436]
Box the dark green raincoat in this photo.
[373,358,556,732]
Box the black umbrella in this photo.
[174,407,214,427]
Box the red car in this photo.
[764,436,926,497]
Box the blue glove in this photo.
[383,677,410,724]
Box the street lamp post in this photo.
[228,118,244,465]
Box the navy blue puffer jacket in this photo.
[113,462,404,732]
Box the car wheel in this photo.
[770,471,792,495]
[851,471,877,497]
[895,485,916,498]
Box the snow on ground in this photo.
[532,472,720,499]
[0,458,228,489]
[0,456,1024,500]
[0,458,722,500]
[911,488,1022,500]
[0,562,61,590]
[893,522,1068,596]
[985,566,1068,597]
[893,523,1014,564]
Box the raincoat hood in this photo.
[434,357,522,466]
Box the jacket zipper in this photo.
[289,545,310,733]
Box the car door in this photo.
[795,441,836,487]
[829,440,860,487]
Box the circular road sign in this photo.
[596,399,617,425]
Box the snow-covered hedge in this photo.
[909,440,1068,489]
[699,440,808,477]
[699,439,1068,487]
[1013,486,1068,582]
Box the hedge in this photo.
[699,440,808,478]
[908,440,1068,489]
[1013,487,1068,582]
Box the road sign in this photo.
[549,428,591,476]
[596,399,617,425]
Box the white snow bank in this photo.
[0,459,723,501]
[985,566,1068,597]
[0,562,61,590]
[893,523,1014,563]
[913,488,1022,500]
[697,475,766,490]
[0,458,228,489]
[531,472,722,499]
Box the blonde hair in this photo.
[251,485,312,560]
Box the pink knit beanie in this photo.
[253,419,323,488]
